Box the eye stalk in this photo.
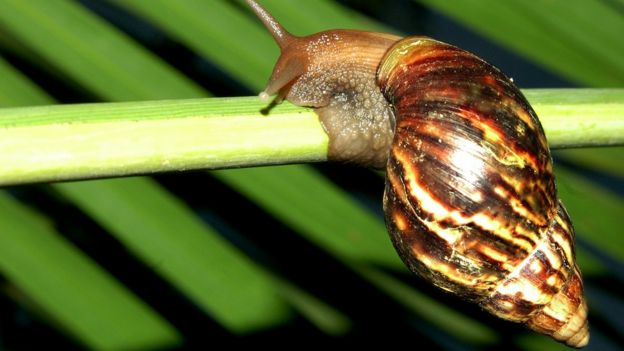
[245,0,291,48]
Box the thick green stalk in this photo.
[0,89,622,186]
[524,89,624,147]
[0,97,327,185]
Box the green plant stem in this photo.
[524,89,624,147]
[0,97,327,185]
[0,89,622,186]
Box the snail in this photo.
[246,0,589,347]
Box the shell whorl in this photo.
[379,37,588,347]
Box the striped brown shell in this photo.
[378,37,588,347]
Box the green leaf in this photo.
[275,278,351,335]
[233,0,393,34]
[0,0,205,100]
[116,0,392,90]
[0,55,54,106]
[214,165,498,345]
[357,265,498,344]
[556,167,624,260]
[555,147,624,179]
[53,177,290,332]
[414,0,624,86]
[0,192,180,350]
[214,165,399,267]
[115,0,278,89]
[515,333,572,351]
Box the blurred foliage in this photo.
[0,0,622,350]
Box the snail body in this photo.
[247,0,588,347]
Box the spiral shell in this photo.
[379,37,588,347]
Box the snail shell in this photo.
[380,38,588,347]
[247,1,588,347]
